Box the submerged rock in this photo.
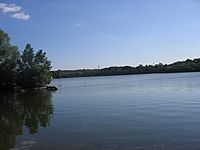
[46,86,58,91]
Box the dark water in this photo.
[1,72,200,150]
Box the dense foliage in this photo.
[0,30,20,90]
[0,29,52,91]
[17,44,52,88]
[52,59,200,78]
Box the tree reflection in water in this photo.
[0,90,54,150]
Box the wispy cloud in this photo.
[0,3,30,20]
[75,23,84,27]
[11,12,30,20]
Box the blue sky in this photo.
[1,0,200,70]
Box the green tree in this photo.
[17,44,35,88]
[33,49,52,87]
[0,29,20,90]
[18,44,52,88]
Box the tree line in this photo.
[0,29,52,91]
[52,58,200,78]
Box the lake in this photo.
[1,72,200,150]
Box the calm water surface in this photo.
[1,72,200,150]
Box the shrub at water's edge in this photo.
[0,29,52,91]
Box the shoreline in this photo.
[52,70,200,79]
[0,86,57,93]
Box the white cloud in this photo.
[0,3,21,13]
[0,3,30,20]
[11,12,30,20]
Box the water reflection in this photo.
[0,90,54,150]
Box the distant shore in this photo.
[52,58,200,79]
